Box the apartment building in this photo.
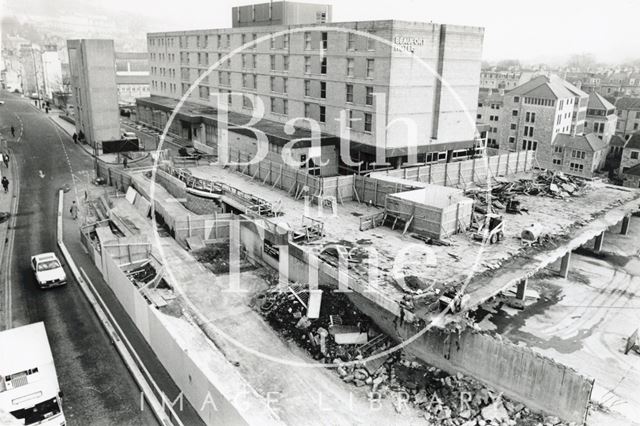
[497,75,588,170]
[584,92,616,144]
[620,132,640,174]
[140,1,485,172]
[476,89,503,148]
[41,45,63,100]
[615,97,640,139]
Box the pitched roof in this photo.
[508,75,585,100]
[623,163,640,177]
[625,132,640,150]
[615,97,640,111]
[587,92,615,110]
[610,134,626,147]
[553,133,607,152]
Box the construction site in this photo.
[76,144,640,426]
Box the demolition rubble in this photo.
[255,282,574,426]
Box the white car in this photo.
[31,253,67,288]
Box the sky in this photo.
[5,0,640,64]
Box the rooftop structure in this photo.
[231,1,332,28]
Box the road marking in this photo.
[2,147,20,330]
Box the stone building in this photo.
[548,133,607,178]
[497,75,588,170]
[584,92,616,144]
[615,97,640,139]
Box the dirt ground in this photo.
[475,216,640,426]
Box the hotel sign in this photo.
[393,36,425,53]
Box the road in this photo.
[0,93,180,425]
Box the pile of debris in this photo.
[467,171,588,215]
[255,285,572,426]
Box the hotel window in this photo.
[252,33,257,48]
[320,105,326,123]
[199,86,209,99]
[304,103,311,118]
[270,55,276,71]
[270,97,276,113]
[321,32,328,50]
[243,74,249,88]
[242,33,247,46]
[514,96,520,103]
[226,34,231,48]
[346,84,353,103]
[304,56,311,74]
[217,35,222,48]
[242,54,248,68]
[366,59,374,78]
[346,58,354,77]
[365,86,373,106]
[304,80,311,96]
[631,151,639,160]
[304,32,312,49]
[508,137,515,144]
[364,112,372,132]
[552,158,562,165]
[321,57,327,74]
[252,54,257,69]
[512,110,518,116]
[367,32,375,50]
[283,78,288,94]
[320,81,326,99]
[283,55,289,71]
[270,76,276,92]
[270,35,276,49]
[283,99,288,115]
[203,35,208,48]
[283,34,289,49]
[347,33,356,50]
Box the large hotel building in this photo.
[138,1,485,173]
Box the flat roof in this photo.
[137,96,339,149]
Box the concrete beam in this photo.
[594,231,605,253]
[621,215,631,235]
[515,278,527,300]
[559,251,571,279]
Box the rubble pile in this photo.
[256,285,571,426]
[467,171,588,215]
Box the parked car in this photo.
[31,253,67,288]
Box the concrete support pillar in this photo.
[621,215,631,236]
[515,278,528,300]
[594,231,605,252]
[559,251,571,279]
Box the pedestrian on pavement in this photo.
[123,157,128,169]
[1,177,9,193]
[72,133,78,144]
[10,126,15,137]
[70,201,78,220]
[3,153,8,168]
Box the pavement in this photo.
[0,92,201,425]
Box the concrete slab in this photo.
[182,164,640,321]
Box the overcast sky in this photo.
[7,0,640,63]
